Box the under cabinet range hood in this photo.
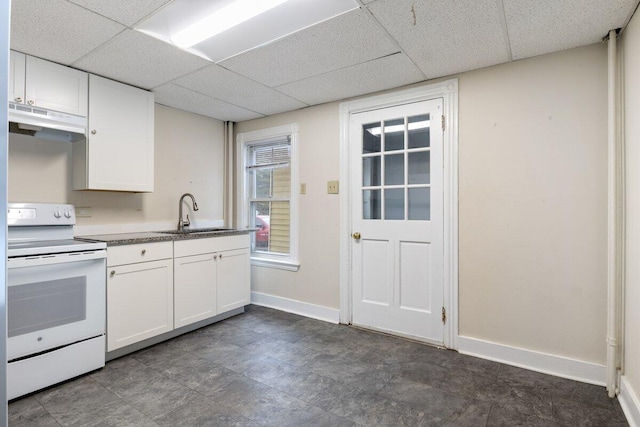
[8,102,87,142]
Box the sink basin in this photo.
[160,227,231,235]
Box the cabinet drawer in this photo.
[107,241,173,266]
[174,234,250,258]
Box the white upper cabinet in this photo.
[9,51,88,117]
[73,74,154,192]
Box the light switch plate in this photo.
[300,183,307,194]
[327,180,339,194]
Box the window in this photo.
[238,124,299,271]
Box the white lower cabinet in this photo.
[106,235,250,352]
[174,234,250,329]
[106,242,173,352]
[217,248,251,313]
[174,253,217,329]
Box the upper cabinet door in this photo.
[24,55,88,117]
[9,51,26,104]
[84,74,155,192]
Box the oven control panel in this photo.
[8,203,76,226]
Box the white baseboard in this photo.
[250,292,340,324]
[620,376,640,427]
[456,336,606,386]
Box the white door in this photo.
[351,99,444,344]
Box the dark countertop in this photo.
[77,228,252,247]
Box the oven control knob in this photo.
[64,210,72,218]
[53,210,61,218]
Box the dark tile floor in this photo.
[9,305,629,426]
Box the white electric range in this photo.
[7,202,107,400]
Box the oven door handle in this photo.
[8,250,107,268]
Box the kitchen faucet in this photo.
[178,193,199,231]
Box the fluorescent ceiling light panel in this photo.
[171,0,289,48]
[136,0,360,63]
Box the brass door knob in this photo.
[352,232,361,240]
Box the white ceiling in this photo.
[10,0,640,122]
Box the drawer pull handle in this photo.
[141,249,146,255]
[110,270,116,277]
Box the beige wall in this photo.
[458,44,608,363]
[623,10,640,404]
[235,103,341,309]
[238,43,609,365]
[9,104,225,232]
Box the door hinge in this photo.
[441,307,446,323]
[441,115,445,131]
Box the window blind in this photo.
[246,138,291,170]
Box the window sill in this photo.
[250,257,300,272]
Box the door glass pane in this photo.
[408,187,430,220]
[408,152,430,185]
[385,188,404,220]
[363,189,381,220]
[384,118,404,151]
[385,154,404,185]
[363,156,381,187]
[408,114,430,148]
[363,122,381,153]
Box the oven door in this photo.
[7,250,106,360]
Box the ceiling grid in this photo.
[8,0,640,121]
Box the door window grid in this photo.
[362,114,431,221]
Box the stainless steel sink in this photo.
[160,227,231,235]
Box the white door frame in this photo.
[338,79,459,349]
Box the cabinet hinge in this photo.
[441,115,445,131]
[442,307,446,323]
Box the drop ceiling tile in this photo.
[276,53,425,105]
[10,0,125,65]
[174,65,307,116]
[367,0,510,79]
[220,9,400,87]
[68,0,172,27]
[72,30,210,89]
[504,0,637,60]
[153,84,264,122]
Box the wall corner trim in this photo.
[457,336,607,386]
[250,292,340,324]
[620,376,640,427]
